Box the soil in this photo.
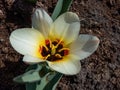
[0,0,120,90]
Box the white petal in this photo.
[23,55,44,64]
[32,8,53,37]
[70,34,100,60]
[50,12,80,44]
[47,56,81,75]
[10,28,44,57]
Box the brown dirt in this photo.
[0,0,120,90]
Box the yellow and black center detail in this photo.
[40,39,69,62]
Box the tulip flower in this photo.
[10,8,99,75]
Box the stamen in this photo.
[44,54,50,60]
[58,48,70,52]
[49,39,52,48]
[55,40,63,48]
[40,39,69,62]
[41,46,50,57]
[55,54,62,58]
[43,45,49,51]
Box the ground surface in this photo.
[0,0,120,90]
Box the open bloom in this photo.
[10,8,99,75]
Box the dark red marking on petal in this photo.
[45,39,50,45]
[64,50,69,55]
[41,46,50,57]
[52,41,58,46]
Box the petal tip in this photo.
[64,12,80,23]
[94,36,100,45]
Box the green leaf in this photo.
[14,63,63,90]
[51,0,63,21]
[13,65,42,83]
[26,64,38,72]
[26,72,62,90]
[43,72,63,90]
[60,0,73,14]
[13,70,41,83]
[51,0,73,21]
[26,82,36,90]
[36,72,62,90]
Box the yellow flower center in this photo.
[39,39,69,62]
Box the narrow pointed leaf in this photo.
[51,0,63,21]
[43,72,62,90]
[60,0,73,14]
[25,64,38,72]
[51,0,73,21]
[26,82,36,90]
[36,72,62,90]
[13,65,42,83]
